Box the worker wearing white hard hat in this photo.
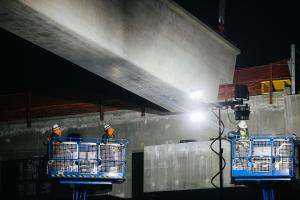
[237,120,248,139]
[51,124,62,137]
[102,123,116,142]
[101,123,119,173]
[47,124,62,142]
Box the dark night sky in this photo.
[175,0,300,67]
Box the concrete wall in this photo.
[1,94,300,197]
[223,92,288,134]
[0,0,239,111]
[144,141,231,192]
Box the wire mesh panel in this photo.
[98,161,125,173]
[79,160,97,174]
[48,160,78,172]
[273,140,292,157]
[99,144,124,160]
[232,158,250,170]
[234,141,250,157]
[77,143,98,174]
[252,140,271,157]
[99,143,125,174]
[79,143,97,160]
[274,158,292,171]
[252,157,271,172]
[51,142,78,159]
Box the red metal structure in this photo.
[219,59,291,101]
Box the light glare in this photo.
[190,90,203,101]
[189,111,205,122]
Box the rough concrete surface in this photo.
[144,141,232,192]
[0,0,239,112]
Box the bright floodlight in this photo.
[189,111,205,122]
[189,90,203,101]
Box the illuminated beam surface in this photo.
[0,0,239,112]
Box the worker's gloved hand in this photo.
[227,131,238,139]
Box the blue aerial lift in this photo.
[229,133,296,200]
[47,137,128,200]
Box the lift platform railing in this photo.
[229,134,296,182]
[47,137,127,184]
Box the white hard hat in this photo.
[103,124,111,131]
[52,124,61,130]
[238,120,247,129]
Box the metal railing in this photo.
[47,137,127,183]
[229,134,296,181]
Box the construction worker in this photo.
[102,123,119,173]
[237,120,249,149]
[51,124,62,138]
[102,123,116,141]
[227,121,249,139]
[237,120,249,139]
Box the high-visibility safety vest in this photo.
[238,128,249,139]
[102,133,116,143]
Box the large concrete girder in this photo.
[0,0,240,112]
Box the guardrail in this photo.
[47,137,127,184]
[229,134,296,181]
